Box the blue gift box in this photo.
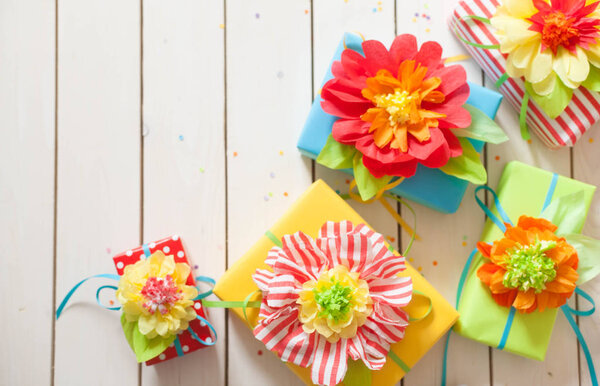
[297,33,503,214]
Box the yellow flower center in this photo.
[373,89,419,126]
[541,11,579,54]
[297,265,372,343]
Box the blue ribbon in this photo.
[188,315,218,346]
[173,336,184,356]
[142,243,151,258]
[443,174,598,386]
[55,273,121,319]
[194,276,216,300]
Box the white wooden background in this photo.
[1,0,599,385]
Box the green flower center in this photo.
[313,279,354,321]
[503,239,558,293]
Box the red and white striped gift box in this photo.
[449,0,600,148]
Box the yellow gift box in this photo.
[214,180,458,385]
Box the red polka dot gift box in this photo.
[113,235,214,365]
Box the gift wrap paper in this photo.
[454,161,596,360]
[113,236,214,365]
[297,32,503,214]
[450,0,600,148]
[214,180,459,385]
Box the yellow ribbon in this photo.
[444,54,471,64]
[347,178,421,241]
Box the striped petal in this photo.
[275,232,328,281]
[361,251,406,280]
[319,232,373,273]
[265,273,301,308]
[363,303,409,343]
[347,330,387,370]
[253,306,299,351]
[318,220,355,239]
[311,337,348,386]
[274,323,317,368]
[368,276,413,307]
[253,269,275,291]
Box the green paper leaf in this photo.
[343,359,372,386]
[563,233,600,285]
[540,190,586,235]
[353,153,392,201]
[452,104,509,144]
[438,137,487,184]
[525,78,573,119]
[120,313,176,362]
[316,134,357,170]
[582,65,600,92]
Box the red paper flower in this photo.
[252,221,412,386]
[320,34,471,178]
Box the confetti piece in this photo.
[199,167,205,173]
[219,23,224,29]
[109,300,114,305]
[589,138,594,143]
[258,350,263,355]
[377,1,382,4]
[335,189,341,194]
[495,155,500,161]
[462,241,467,247]
[283,192,288,197]
[178,135,184,141]
[426,15,431,20]
[422,13,426,17]
[255,13,260,18]
[417,266,423,272]
[463,235,467,240]
[279,150,284,155]
[378,7,382,11]
[409,257,414,262]
[106,247,111,254]
[372,7,377,12]
[269,172,275,178]
[276,71,284,79]
[425,28,431,33]
[414,12,419,17]
[264,196,269,201]
[345,179,350,184]
[194,265,199,269]
[527,139,533,144]
[433,260,438,266]
[412,18,417,22]
[268,192,273,197]
[233,151,238,157]
[424,3,429,9]
[386,236,396,242]
[304,9,309,14]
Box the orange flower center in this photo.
[541,11,579,53]
[360,60,446,153]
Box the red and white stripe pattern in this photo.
[449,0,600,148]
[251,221,413,386]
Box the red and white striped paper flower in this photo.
[252,221,412,386]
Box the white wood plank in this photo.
[141,0,226,384]
[54,0,141,384]
[0,0,55,384]
[312,0,399,256]
[226,1,312,385]
[484,77,578,386]
[573,127,600,386]
[396,1,490,384]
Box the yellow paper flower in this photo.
[492,0,600,95]
[116,251,198,338]
[297,265,373,343]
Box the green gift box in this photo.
[454,161,597,361]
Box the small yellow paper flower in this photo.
[116,251,198,338]
[298,265,373,343]
[492,0,600,95]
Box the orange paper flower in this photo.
[476,215,579,313]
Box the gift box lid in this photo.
[214,180,459,385]
[454,161,596,360]
[297,32,503,214]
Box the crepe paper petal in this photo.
[582,64,600,91]
[565,233,600,284]
[353,153,393,201]
[121,314,177,363]
[362,40,395,75]
[389,34,418,69]
[540,190,587,235]
[317,134,358,170]
[343,359,372,386]
[438,138,486,184]
[452,105,509,144]
[524,79,573,119]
